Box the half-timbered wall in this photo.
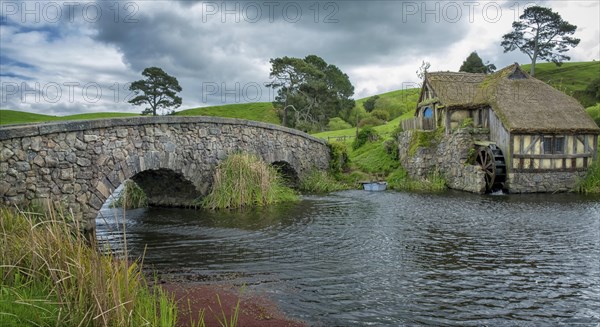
[511,134,597,171]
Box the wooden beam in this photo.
[594,135,598,160]
[522,136,539,154]
[513,153,592,159]
[512,167,587,173]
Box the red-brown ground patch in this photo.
[161,283,306,327]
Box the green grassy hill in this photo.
[0,110,139,125]
[521,61,599,106]
[2,61,595,126]
[355,88,420,118]
[174,102,280,125]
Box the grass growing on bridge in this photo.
[0,206,178,326]
[202,153,298,209]
[110,180,148,209]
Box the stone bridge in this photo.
[0,116,330,231]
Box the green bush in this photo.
[328,141,350,173]
[383,138,399,160]
[327,117,352,131]
[358,117,384,128]
[371,109,390,121]
[202,153,299,209]
[352,126,380,149]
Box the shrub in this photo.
[327,117,352,131]
[352,126,380,149]
[383,138,399,160]
[459,117,474,128]
[371,109,390,121]
[201,153,298,209]
[358,117,384,128]
[328,141,350,173]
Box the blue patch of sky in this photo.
[0,55,37,70]
[0,72,34,80]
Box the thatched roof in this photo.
[423,64,600,134]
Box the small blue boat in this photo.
[362,181,388,191]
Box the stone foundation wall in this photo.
[508,171,587,193]
[398,129,488,194]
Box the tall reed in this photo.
[299,170,350,193]
[0,205,177,326]
[578,160,600,193]
[201,153,299,209]
[111,180,148,209]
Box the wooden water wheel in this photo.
[476,144,506,192]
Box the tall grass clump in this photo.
[299,170,350,193]
[0,206,177,326]
[578,160,600,193]
[202,153,299,210]
[387,167,446,192]
[111,180,148,209]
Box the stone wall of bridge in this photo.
[0,116,330,231]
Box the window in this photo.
[543,136,565,154]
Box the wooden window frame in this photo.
[543,136,565,155]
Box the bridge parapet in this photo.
[0,116,330,231]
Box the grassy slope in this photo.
[174,102,280,125]
[521,61,599,93]
[521,61,599,106]
[0,110,139,125]
[355,88,421,116]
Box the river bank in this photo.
[160,282,306,327]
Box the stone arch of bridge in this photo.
[0,116,331,234]
[271,160,299,188]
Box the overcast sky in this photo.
[1,0,598,115]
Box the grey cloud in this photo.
[90,0,473,105]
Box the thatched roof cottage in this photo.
[408,63,599,193]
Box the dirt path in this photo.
[161,283,306,327]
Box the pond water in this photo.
[96,190,600,326]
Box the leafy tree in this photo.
[459,51,496,74]
[501,5,579,76]
[129,67,182,116]
[267,55,355,131]
[363,95,379,112]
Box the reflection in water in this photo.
[96,190,600,325]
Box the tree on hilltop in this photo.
[129,67,182,116]
[501,5,579,76]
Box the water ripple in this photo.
[96,190,600,326]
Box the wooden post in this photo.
[445,109,451,134]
